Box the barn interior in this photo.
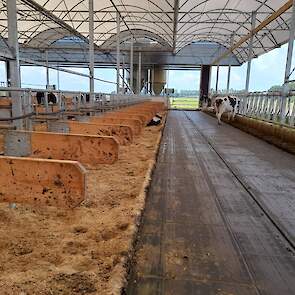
[0,1,295,294]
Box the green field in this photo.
[169,97,199,109]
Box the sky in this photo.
[0,41,294,93]
[168,41,295,92]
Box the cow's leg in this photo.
[228,112,231,121]
[216,112,222,125]
[232,108,237,120]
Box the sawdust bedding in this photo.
[0,134,4,154]
[0,116,165,295]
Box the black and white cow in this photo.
[201,94,219,110]
[36,92,57,105]
[213,95,240,125]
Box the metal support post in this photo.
[116,12,120,94]
[227,34,234,92]
[5,61,10,87]
[244,11,257,114]
[129,38,134,94]
[226,66,231,93]
[122,54,125,93]
[151,65,154,95]
[27,90,32,130]
[89,0,95,103]
[45,50,49,88]
[58,92,62,114]
[7,0,23,129]
[215,65,219,92]
[281,0,295,123]
[199,65,211,106]
[57,63,60,90]
[138,52,142,94]
[148,68,151,94]
[44,51,50,112]
[245,11,256,92]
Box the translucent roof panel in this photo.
[0,0,294,64]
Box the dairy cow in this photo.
[36,92,57,105]
[202,94,219,110]
[213,95,239,125]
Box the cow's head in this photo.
[215,98,223,108]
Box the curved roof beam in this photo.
[94,4,173,35]
[100,29,172,49]
[95,25,172,47]
[213,0,293,65]
[178,8,249,32]
[24,27,85,48]
[177,8,278,51]
[179,0,287,26]
[172,0,180,53]
[176,25,267,57]
[177,1,289,51]
[93,14,173,46]
[20,0,94,47]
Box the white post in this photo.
[122,54,125,93]
[89,0,95,103]
[281,0,295,123]
[245,11,257,92]
[45,50,49,88]
[151,65,154,95]
[243,11,257,114]
[227,34,234,92]
[7,0,23,129]
[116,12,120,94]
[130,38,134,93]
[148,68,151,94]
[57,63,60,90]
[138,52,142,94]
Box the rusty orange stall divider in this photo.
[0,156,86,208]
[48,120,132,146]
[140,101,166,112]
[102,112,146,126]
[117,109,154,120]
[88,116,142,135]
[4,130,119,166]
[123,106,157,116]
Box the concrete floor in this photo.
[126,111,295,295]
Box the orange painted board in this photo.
[0,98,12,106]
[89,116,142,135]
[33,123,48,132]
[35,105,59,113]
[0,156,86,208]
[103,112,146,126]
[30,131,119,166]
[124,106,157,116]
[140,102,166,112]
[118,108,154,119]
[66,121,132,146]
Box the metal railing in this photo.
[210,88,295,128]
[237,90,295,127]
[0,86,149,129]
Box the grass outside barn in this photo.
[169,97,199,109]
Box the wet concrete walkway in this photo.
[126,111,295,295]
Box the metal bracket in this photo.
[4,130,31,156]
[47,121,70,133]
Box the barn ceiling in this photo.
[0,0,293,64]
